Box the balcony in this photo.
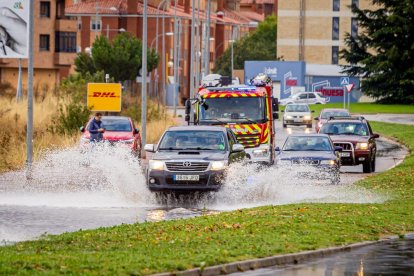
[54,52,77,66]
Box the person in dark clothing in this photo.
[88,112,105,142]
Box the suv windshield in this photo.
[100,118,132,132]
[283,136,333,151]
[320,122,369,136]
[199,97,265,123]
[320,110,350,119]
[158,131,227,151]
[285,104,309,112]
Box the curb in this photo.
[153,234,414,276]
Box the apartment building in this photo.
[277,0,374,64]
[0,0,78,91]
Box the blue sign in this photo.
[340,77,350,85]
[244,61,305,99]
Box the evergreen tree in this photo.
[341,0,414,103]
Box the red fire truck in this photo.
[185,74,279,164]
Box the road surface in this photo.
[0,119,407,243]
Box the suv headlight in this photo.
[356,142,368,150]
[320,160,337,166]
[211,161,227,171]
[253,149,269,157]
[285,115,293,119]
[304,115,311,120]
[149,160,164,170]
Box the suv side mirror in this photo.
[314,117,319,121]
[311,110,315,113]
[275,146,281,152]
[272,97,279,112]
[144,144,155,153]
[133,128,139,134]
[80,126,85,133]
[372,133,380,139]
[232,144,244,152]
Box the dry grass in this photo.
[0,95,78,172]
[0,94,176,172]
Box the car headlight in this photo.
[149,160,164,170]
[304,115,311,120]
[320,160,337,166]
[356,142,368,150]
[210,160,227,171]
[252,149,269,157]
[119,139,135,144]
[285,115,293,119]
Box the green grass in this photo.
[280,103,414,115]
[1,122,414,275]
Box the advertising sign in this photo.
[87,83,122,112]
[0,0,29,58]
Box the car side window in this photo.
[308,93,316,99]
[298,94,307,99]
[366,122,373,135]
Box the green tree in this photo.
[74,33,159,82]
[214,16,278,76]
[341,0,414,104]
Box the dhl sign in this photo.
[87,83,122,112]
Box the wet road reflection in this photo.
[234,236,414,276]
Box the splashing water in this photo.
[0,143,155,208]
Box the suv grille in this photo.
[236,133,260,148]
[292,159,320,165]
[334,142,353,151]
[165,161,209,172]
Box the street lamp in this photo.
[106,27,126,38]
[150,32,173,49]
[94,2,119,37]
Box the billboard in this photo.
[0,0,30,58]
[87,83,122,112]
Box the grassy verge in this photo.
[280,103,414,115]
[0,122,413,274]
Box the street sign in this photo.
[345,83,355,93]
[340,77,350,86]
[87,83,122,112]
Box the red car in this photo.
[315,108,350,133]
[80,116,141,156]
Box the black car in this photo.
[144,126,245,192]
[276,134,342,184]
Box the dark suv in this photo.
[319,117,379,173]
[144,126,245,192]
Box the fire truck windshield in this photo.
[199,97,266,123]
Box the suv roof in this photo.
[168,126,227,132]
[327,116,367,123]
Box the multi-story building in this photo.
[0,0,78,91]
[277,0,374,64]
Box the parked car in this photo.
[276,134,341,184]
[279,92,328,106]
[80,116,141,156]
[144,126,245,192]
[315,108,350,132]
[319,116,379,173]
[282,103,314,128]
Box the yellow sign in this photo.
[87,83,122,112]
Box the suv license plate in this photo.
[174,175,200,181]
[341,152,351,157]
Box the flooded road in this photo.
[234,236,414,276]
[0,120,407,243]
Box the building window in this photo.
[55,32,77,53]
[332,17,340,40]
[333,0,340,12]
[90,17,101,31]
[40,1,51,18]
[39,34,50,51]
[352,0,359,8]
[332,46,339,64]
[351,18,358,38]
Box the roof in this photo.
[240,0,276,4]
[288,134,330,138]
[306,64,348,77]
[167,126,227,131]
[239,11,265,22]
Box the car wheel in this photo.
[371,156,376,172]
[363,155,373,173]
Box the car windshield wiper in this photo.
[184,147,214,150]
[283,149,300,151]
[339,132,356,135]
[159,147,185,150]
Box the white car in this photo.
[279,92,328,106]
[282,104,315,128]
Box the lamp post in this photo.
[150,32,173,49]
[141,0,148,158]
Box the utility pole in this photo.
[162,1,167,105]
[16,59,23,102]
[189,0,196,99]
[141,0,148,158]
[205,0,211,75]
[173,0,178,117]
[26,0,34,172]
